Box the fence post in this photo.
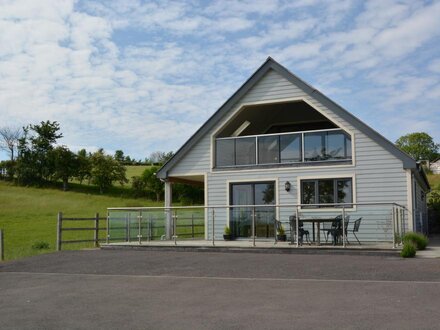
[57,212,62,251]
[138,210,142,245]
[127,213,131,243]
[106,211,110,244]
[295,206,299,247]
[392,206,396,248]
[0,229,4,261]
[252,207,256,247]
[342,207,346,248]
[212,208,215,246]
[173,210,177,245]
[191,213,194,239]
[94,213,99,247]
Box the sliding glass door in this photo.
[230,182,275,238]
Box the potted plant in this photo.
[277,224,287,242]
[223,226,232,240]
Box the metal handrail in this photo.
[216,127,344,140]
[108,202,408,211]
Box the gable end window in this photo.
[301,178,353,208]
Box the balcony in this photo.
[215,128,352,168]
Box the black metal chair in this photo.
[289,216,311,245]
[352,217,362,245]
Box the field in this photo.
[0,180,161,261]
[428,174,440,190]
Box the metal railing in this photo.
[107,202,408,249]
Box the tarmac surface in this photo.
[1,249,439,329]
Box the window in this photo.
[216,139,235,167]
[304,131,351,161]
[280,134,302,163]
[235,137,256,165]
[301,178,353,208]
[258,135,279,164]
[230,182,275,238]
[215,129,351,168]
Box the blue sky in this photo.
[1,0,439,160]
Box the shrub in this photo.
[403,232,429,250]
[400,241,417,258]
[224,226,231,235]
[32,241,50,250]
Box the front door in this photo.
[230,182,275,238]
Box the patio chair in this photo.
[352,217,362,245]
[328,216,342,245]
[321,222,333,243]
[289,216,311,245]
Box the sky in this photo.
[0,0,439,161]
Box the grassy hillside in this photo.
[0,181,161,261]
[125,165,151,181]
[427,174,440,189]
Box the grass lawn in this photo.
[125,165,151,180]
[427,174,440,190]
[0,181,161,261]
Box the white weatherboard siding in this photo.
[168,69,409,240]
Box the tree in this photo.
[17,121,63,184]
[51,146,78,191]
[114,150,125,163]
[146,151,174,165]
[0,126,22,161]
[76,149,91,184]
[142,166,163,201]
[395,132,439,161]
[90,149,128,193]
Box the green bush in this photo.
[32,241,50,250]
[400,241,417,258]
[224,226,231,235]
[403,232,429,250]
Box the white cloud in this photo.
[0,0,439,161]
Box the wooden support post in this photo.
[0,229,4,261]
[94,213,99,247]
[57,212,63,251]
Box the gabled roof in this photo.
[157,57,417,179]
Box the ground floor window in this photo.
[230,181,275,238]
[301,178,352,207]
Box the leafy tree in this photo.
[142,166,163,201]
[14,121,63,185]
[76,149,91,184]
[0,126,22,161]
[131,175,147,198]
[114,150,125,163]
[90,149,128,193]
[395,132,439,161]
[51,146,78,191]
[147,151,174,165]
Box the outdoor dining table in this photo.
[298,218,337,245]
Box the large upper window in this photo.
[215,129,351,168]
[301,178,353,208]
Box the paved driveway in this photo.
[1,250,439,329]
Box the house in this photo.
[156,57,430,240]
[430,158,440,174]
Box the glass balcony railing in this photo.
[215,128,352,168]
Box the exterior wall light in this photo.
[285,181,291,192]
